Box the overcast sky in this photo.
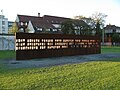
[0,0,120,26]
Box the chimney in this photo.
[38,13,40,17]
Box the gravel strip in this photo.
[1,53,120,69]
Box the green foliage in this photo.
[74,16,94,35]
[74,15,95,29]
[61,19,92,35]
[112,33,120,43]
[95,22,101,35]
[61,20,75,35]
[0,59,120,89]
[80,29,93,35]
[0,50,16,60]
[8,23,18,34]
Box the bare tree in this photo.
[91,12,107,36]
[74,12,107,36]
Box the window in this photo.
[8,23,13,26]
[37,28,42,31]
[46,29,50,31]
[2,26,5,31]
[2,21,5,25]
[56,21,58,23]
[113,29,116,33]
[52,24,61,28]
[53,29,57,32]
[25,22,27,25]
[116,29,120,33]
[21,22,23,26]
[51,21,54,23]
[47,20,49,22]
[20,28,24,31]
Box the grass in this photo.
[101,46,120,53]
[0,50,16,60]
[0,58,120,90]
[0,47,120,89]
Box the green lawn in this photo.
[0,50,16,60]
[0,47,120,89]
[0,58,120,90]
[101,46,120,53]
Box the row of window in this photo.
[37,28,59,32]
[16,39,98,47]
[16,38,99,50]
[16,39,25,42]
[16,39,55,43]
[46,20,61,24]
[105,29,120,33]
[20,22,27,26]
[16,44,99,50]
[16,42,98,47]
[16,46,44,50]
[16,39,97,43]
[16,46,64,50]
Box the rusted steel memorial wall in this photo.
[16,33,101,60]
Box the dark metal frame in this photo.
[16,33,101,60]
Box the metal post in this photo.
[1,14,3,50]
[102,29,104,46]
[8,35,9,50]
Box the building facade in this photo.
[104,25,120,45]
[0,34,15,50]
[15,14,89,34]
[0,15,8,34]
[8,21,14,30]
[105,25,120,36]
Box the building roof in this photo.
[105,25,120,30]
[17,15,52,29]
[17,14,89,30]
[17,15,42,22]
[43,15,70,24]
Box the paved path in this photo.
[1,53,120,69]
